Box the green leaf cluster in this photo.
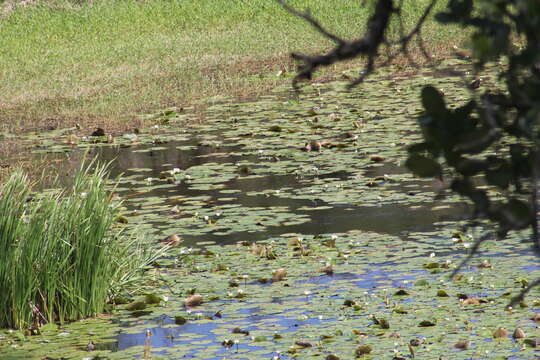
[407,0,540,240]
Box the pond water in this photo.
[2,59,539,359]
[90,137,468,248]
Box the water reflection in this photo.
[73,139,469,247]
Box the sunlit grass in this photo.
[0,0,463,133]
[0,161,158,330]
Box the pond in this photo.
[1,59,539,359]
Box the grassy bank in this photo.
[0,0,463,135]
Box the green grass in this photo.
[0,161,158,330]
[0,0,463,132]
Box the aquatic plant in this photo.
[0,162,157,330]
[3,76,540,357]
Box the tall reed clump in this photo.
[0,162,157,330]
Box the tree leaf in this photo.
[451,179,490,215]
[453,128,498,154]
[435,0,472,23]
[492,199,532,231]
[421,86,446,114]
[455,158,487,176]
[485,164,512,189]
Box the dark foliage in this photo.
[278,0,540,301]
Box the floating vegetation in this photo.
[2,60,539,359]
[1,229,539,359]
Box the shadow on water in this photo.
[84,139,468,247]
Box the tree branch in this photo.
[398,0,437,47]
[509,278,540,307]
[277,0,394,89]
[277,0,439,89]
[450,231,493,279]
[275,0,345,45]
[531,151,540,251]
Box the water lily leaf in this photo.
[355,344,372,357]
[269,125,282,132]
[295,340,313,347]
[393,289,409,296]
[126,301,146,311]
[232,327,250,336]
[326,354,341,360]
[144,293,162,305]
[513,328,526,339]
[523,338,538,348]
[185,294,203,307]
[453,340,469,350]
[436,289,449,297]
[492,327,508,338]
[392,306,408,314]
[272,268,287,282]
[174,316,187,325]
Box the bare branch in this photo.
[399,0,438,46]
[509,278,540,307]
[531,151,540,250]
[278,0,540,301]
[277,0,439,88]
[275,0,345,45]
[348,56,375,88]
[450,231,493,279]
[277,0,394,89]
